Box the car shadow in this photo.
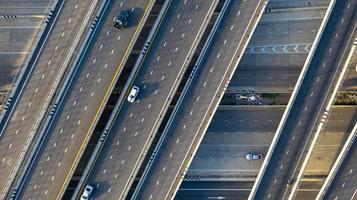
[126,7,144,29]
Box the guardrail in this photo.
[8,0,105,199]
[248,0,337,198]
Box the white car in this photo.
[127,85,140,103]
[80,185,94,200]
[246,153,263,160]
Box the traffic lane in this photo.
[0,17,44,92]
[17,0,153,199]
[175,180,323,200]
[188,132,351,179]
[88,1,218,199]
[266,0,329,9]
[229,54,306,92]
[188,144,268,178]
[0,0,52,15]
[208,106,285,133]
[251,17,322,46]
[323,138,357,199]
[201,106,356,137]
[133,0,265,198]
[230,16,323,92]
[0,0,93,194]
[253,0,357,199]
[176,181,252,200]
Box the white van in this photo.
[127,86,140,103]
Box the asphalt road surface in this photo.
[132,0,267,199]
[0,0,97,198]
[175,180,323,200]
[188,106,357,179]
[251,0,357,199]
[0,0,51,96]
[85,1,219,199]
[16,0,155,199]
[177,105,356,200]
[229,4,328,93]
[321,128,357,200]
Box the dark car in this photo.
[114,10,129,29]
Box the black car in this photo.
[114,10,129,29]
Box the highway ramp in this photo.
[83,0,220,199]
[249,0,357,199]
[132,0,267,199]
[0,0,99,198]
[318,124,357,200]
[15,0,155,199]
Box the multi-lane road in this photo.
[132,0,267,199]
[177,105,356,200]
[318,124,357,200]
[15,0,156,199]
[229,3,328,93]
[0,0,99,198]
[250,0,357,199]
[0,0,51,102]
[81,1,220,199]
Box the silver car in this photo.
[127,85,140,103]
[80,185,93,200]
[246,153,263,160]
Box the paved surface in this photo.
[229,4,328,93]
[175,180,323,200]
[177,106,356,200]
[133,1,267,199]
[176,181,253,200]
[0,0,97,198]
[85,1,219,199]
[321,127,357,200]
[0,0,51,97]
[187,106,357,179]
[251,1,357,199]
[16,0,155,199]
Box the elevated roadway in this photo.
[249,0,357,199]
[0,0,52,106]
[82,1,220,199]
[132,0,267,199]
[14,0,156,199]
[0,0,100,198]
[317,123,357,200]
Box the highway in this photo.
[228,3,328,93]
[176,181,253,200]
[0,0,100,198]
[250,0,357,199]
[0,0,51,107]
[179,106,356,200]
[83,1,220,199]
[132,0,267,199]
[318,124,357,200]
[189,106,357,179]
[176,180,323,200]
[15,0,156,199]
